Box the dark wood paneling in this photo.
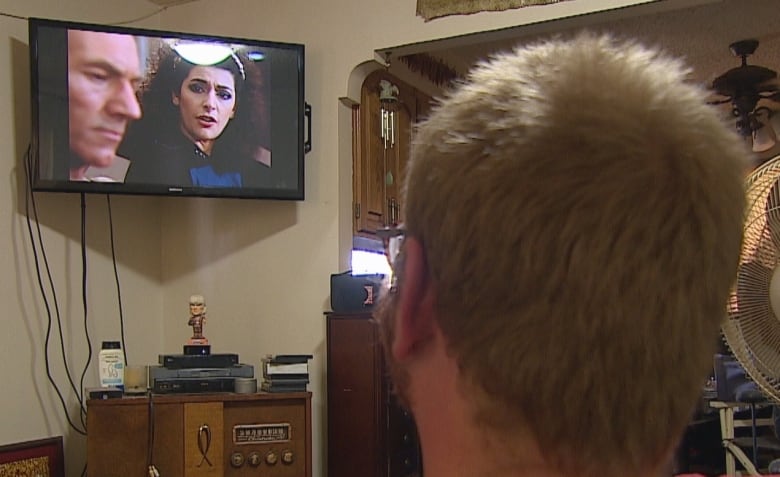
[327,312,422,477]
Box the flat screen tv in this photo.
[29,18,308,200]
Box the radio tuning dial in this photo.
[265,451,278,465]
[248,451,262,467]
[230,452,244,468]
[282,449,294,464]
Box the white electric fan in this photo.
[725,157,780,400]
[723,155,780,476]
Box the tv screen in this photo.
[29,18,307,200]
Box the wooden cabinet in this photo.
[87,392,311,477]
[326,312,422,477]
[353,70,432,237]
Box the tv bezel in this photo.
[28,17,306,201]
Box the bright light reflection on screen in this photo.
[351,250,391,276]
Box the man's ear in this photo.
[392,237,436,361]
[172,92,180,106]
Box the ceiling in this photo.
[384,0,780,157]
[146,0,198,6]
[145,0,780,152]
[437,0,780,80]
[400,0,780,90]
[147,0,780,98]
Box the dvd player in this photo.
[153,377,235,394]
[150,364,253,380]
[159,353,239,369]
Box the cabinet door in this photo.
[355,71,392,235]
[354,70,432,236]
[387,93,412,228]
[327,314,387,477]
[184,402,224,477]
[354,71,411,235]
[87,401,183,477]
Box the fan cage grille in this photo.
[726,155,780,403]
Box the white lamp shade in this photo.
[769,111,780,140]
[753,125,776,152]
[753,109,778,153]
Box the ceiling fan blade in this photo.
[756,82,780,93]
[707,97,733,106]
[710,40,779,108]
[712,65,778,96]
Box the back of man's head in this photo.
[401,33,747,476]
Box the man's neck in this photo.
[405,341,557,476]
[405,333,667,477]
[416,405,564,477]
[417,415,669,477]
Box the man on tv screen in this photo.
[67,29,142,182]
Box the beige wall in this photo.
[0,0,674,475]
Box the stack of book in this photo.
[261,354,312,393]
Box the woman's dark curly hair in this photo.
[129,40,268,159]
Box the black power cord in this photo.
[77,192,95,426]
[106,195,128,366]
[24,146,88,435]
[147,391,160,476]
[24,153,134,475]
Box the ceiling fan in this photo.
[709,39,780,137]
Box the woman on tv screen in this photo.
[121,39,272,188]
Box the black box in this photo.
[159,353,239,369]
[330,271,384,312]
[184,344,211,356]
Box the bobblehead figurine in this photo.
[187,294,209,345]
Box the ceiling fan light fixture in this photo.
[769,111,780,138]
[752,108,776,152]
[752,125,775,152]
[710,39,780,138]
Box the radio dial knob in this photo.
[282,449,294,464]
[265,451,278,465]
[230,452,244,468]
[248,451,262,467]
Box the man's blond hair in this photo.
[402,33,747,476]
